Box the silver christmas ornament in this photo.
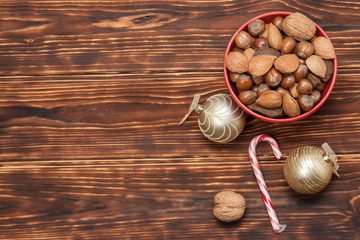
[284,143,339,194]
[179,93,246,143]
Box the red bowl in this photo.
[224,11,337,123]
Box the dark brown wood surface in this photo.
[0,1,359,239]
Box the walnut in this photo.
[282,12,316,41]
[213,191,246,222]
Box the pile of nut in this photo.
[225,12,335,118]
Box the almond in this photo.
[267,23,283,50]
[282,12,316,41]
[283,94,300,117]
[306,55,326,78]
[248,55,277,76]
[255,90,282,108]
[274,54,299,74]
[224,51,248,73]
[243,48,256,60]
[259,24,270,38]
[313,36,336,59]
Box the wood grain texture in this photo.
[0,0,359,239]
[0,0,359,76]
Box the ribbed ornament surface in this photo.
[284,146,334,194]
[198,94,246,143]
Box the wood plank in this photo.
[0,1,359,239]
[0,72,359,162]
[0,157,358,239]
[0,1,359,75]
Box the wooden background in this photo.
[0,0,359,239]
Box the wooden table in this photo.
[0,1,359,239]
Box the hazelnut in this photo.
[253,75,265,85]
[257,83,270,97]
[252,85,258,92]
[236,74,253,91]
[290,82,300,98]
[281,74,296,89]
[298,94,314,111]
[253,37,268,50]
[265,67,282,88]
[213,191,246,222]
[229,72,241,83]
[239,90,257,105]
[231,47,243,53]
[272,16,284,30]
[235,31,253,49]
[317,82,326,91]
[259,23,270,38]
[277,87,290,96]
[248,19,266,37]
[296,41,314,59]
[297,79,313,94]
[294,64,308,82]
[310,90,321,104]
[281,37,296,54]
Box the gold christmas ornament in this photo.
[179,93,246,143]
[284,143,339,194]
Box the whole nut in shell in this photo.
[283,93,300,117]
[272,16,284,30]
[265,67,282,88]
[294,64,309,82]
[306,55,326,78]
[281,74,296,89]
[255,90,282,108]
[243,48,256,60]
[224,52,248,73]
[239,90,257,105]
[281,37,296,54]
[298,94,314,111]
[248,55,277,76]
[248,19,266,37]
[282,12,316,41]
[274,54,299,74]
[296,41,314,59]
[297,79,313,94]
[235,31,253,49]
[267,23,283,50]
[236,74,253,91]
[213,191,246,222]
[313,36,336,59]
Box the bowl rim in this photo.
[224,11,338,123]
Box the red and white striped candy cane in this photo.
[249,134,287,233]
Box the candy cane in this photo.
[249,134,287,233]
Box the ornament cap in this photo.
[321,142,340,178]
[179,94,201,126]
